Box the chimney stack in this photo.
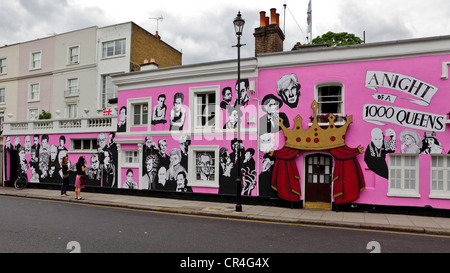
[140,58,159,71]
[253,8,285,56]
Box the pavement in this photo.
[2,186,450,236]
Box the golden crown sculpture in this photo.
[279,100,353,150]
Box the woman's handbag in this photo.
[80,175,86,186]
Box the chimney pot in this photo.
[260,11,266,27]
[270,8,277,25]
[276,13,280,26]
[265,17,269,26]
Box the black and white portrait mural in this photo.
[234,79,250,107]
[259,94,289,136]
[170,92,186,130]
[152,94,167,125]
[399,129,421,154]
[179,135,190,169]
[218,138,247,195]
[117,106,127,132]
[140,136,191,192]
[242,148,256,196]
[123,169,138,189]
[220,87,233,109]
[258,153,277,198]
[176,171,192,192]
[196,152,215,182]
[142,153,159,190]
[276,73,301,108]
[420,131,443,154]
[364,128,397,179]
[86,153,102,186]
[223,106,242,130]
[218,147,235,194]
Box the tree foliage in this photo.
[38,110,52,120]
[312,31,363,47]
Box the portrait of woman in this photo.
[399,129,421,154]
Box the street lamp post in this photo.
[233,11,245,212]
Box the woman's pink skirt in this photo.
[75,175,85,189]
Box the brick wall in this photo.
[130,23,182,70]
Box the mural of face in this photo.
[276,74,301,108]
[146,157,154,173]
[198,153,212,180]
[176,172,187,191]
[223,88,232,103]
[170,152,181,166]
[259,133,275,153]
[265,98,280,114]
[236,81,248,101]
[371,128,384,149]
[50,145,58,161]
[98,133,107,149]
[158,139,167,154]
[174,98,182,112]
[158,167,167,183]
[91,154,100,170]
[24,135,31,151]
[158,96,165,106]
[126,170,134,182]
[262,157,274,172]
[119,107,126,123]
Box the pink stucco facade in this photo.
[5,36,450,211]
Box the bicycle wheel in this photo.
[14,176,27,190]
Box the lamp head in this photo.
[233,11,245,37]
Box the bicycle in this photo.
[14,176,28,190]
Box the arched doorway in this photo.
[304,153,333,209]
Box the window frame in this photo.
[68,45,80,65]
[66,78,79,97]
[28,83,40,102]
[0,57,7,74]
[314,81,345,124]
[430,155,450,199]
[188,145,220,188]
[123,150,140,167]
[30,51,42,70]
[70,138,98,153]
[126,97,152,132]
[190,85,220,132]
[66,101,78,118]
[101,74,118,109]
[0,87,5,104]
[102,39,126,58]
[132,103,149,126]
[388,154,420,198]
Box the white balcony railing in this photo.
[3,115,117,135]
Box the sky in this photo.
[1,0,450,65]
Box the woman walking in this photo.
[61,156,70,197]
[74,156,86,200]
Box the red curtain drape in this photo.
[329,146,366,205]
[270,145,365,204]
[271,147,301,201]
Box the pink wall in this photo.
[258,54,450,209]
